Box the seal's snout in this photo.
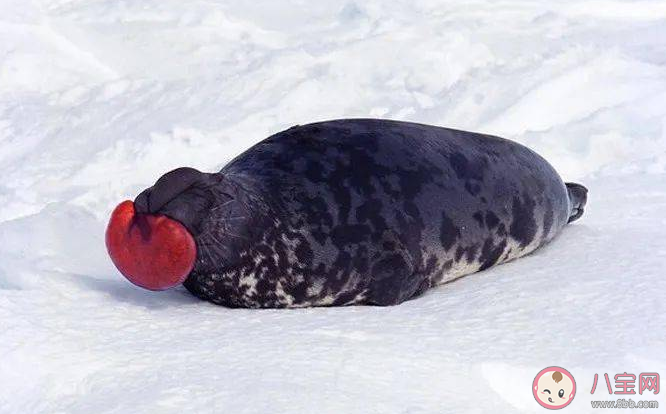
[132,167,215,235]
[105,200,197,291]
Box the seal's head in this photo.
[105,167,233,290]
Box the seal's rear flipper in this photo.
[566,182,588,223]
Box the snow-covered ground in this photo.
[1,0,665,412]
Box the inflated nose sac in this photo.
[105,200,197,291]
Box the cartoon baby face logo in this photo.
[533,367,576,409]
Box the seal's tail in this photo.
[565,182,588,223]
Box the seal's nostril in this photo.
[134,188,152,214]
[131,213,153,241]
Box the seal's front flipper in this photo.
[367,231,418,306]
[566,182,588,223]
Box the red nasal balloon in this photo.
[105,200,196,291]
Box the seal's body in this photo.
[106,119,587,308]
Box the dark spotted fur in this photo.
[135,119,587,308]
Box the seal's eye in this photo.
[558,389,564,398]
[543,389,551,394]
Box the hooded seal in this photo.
[106,119,588,308]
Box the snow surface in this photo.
[1,0,666,413]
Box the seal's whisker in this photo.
[206,231,225,247]
[209,199,235,212]
[219,229,249,240]
[199,242,214,265]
